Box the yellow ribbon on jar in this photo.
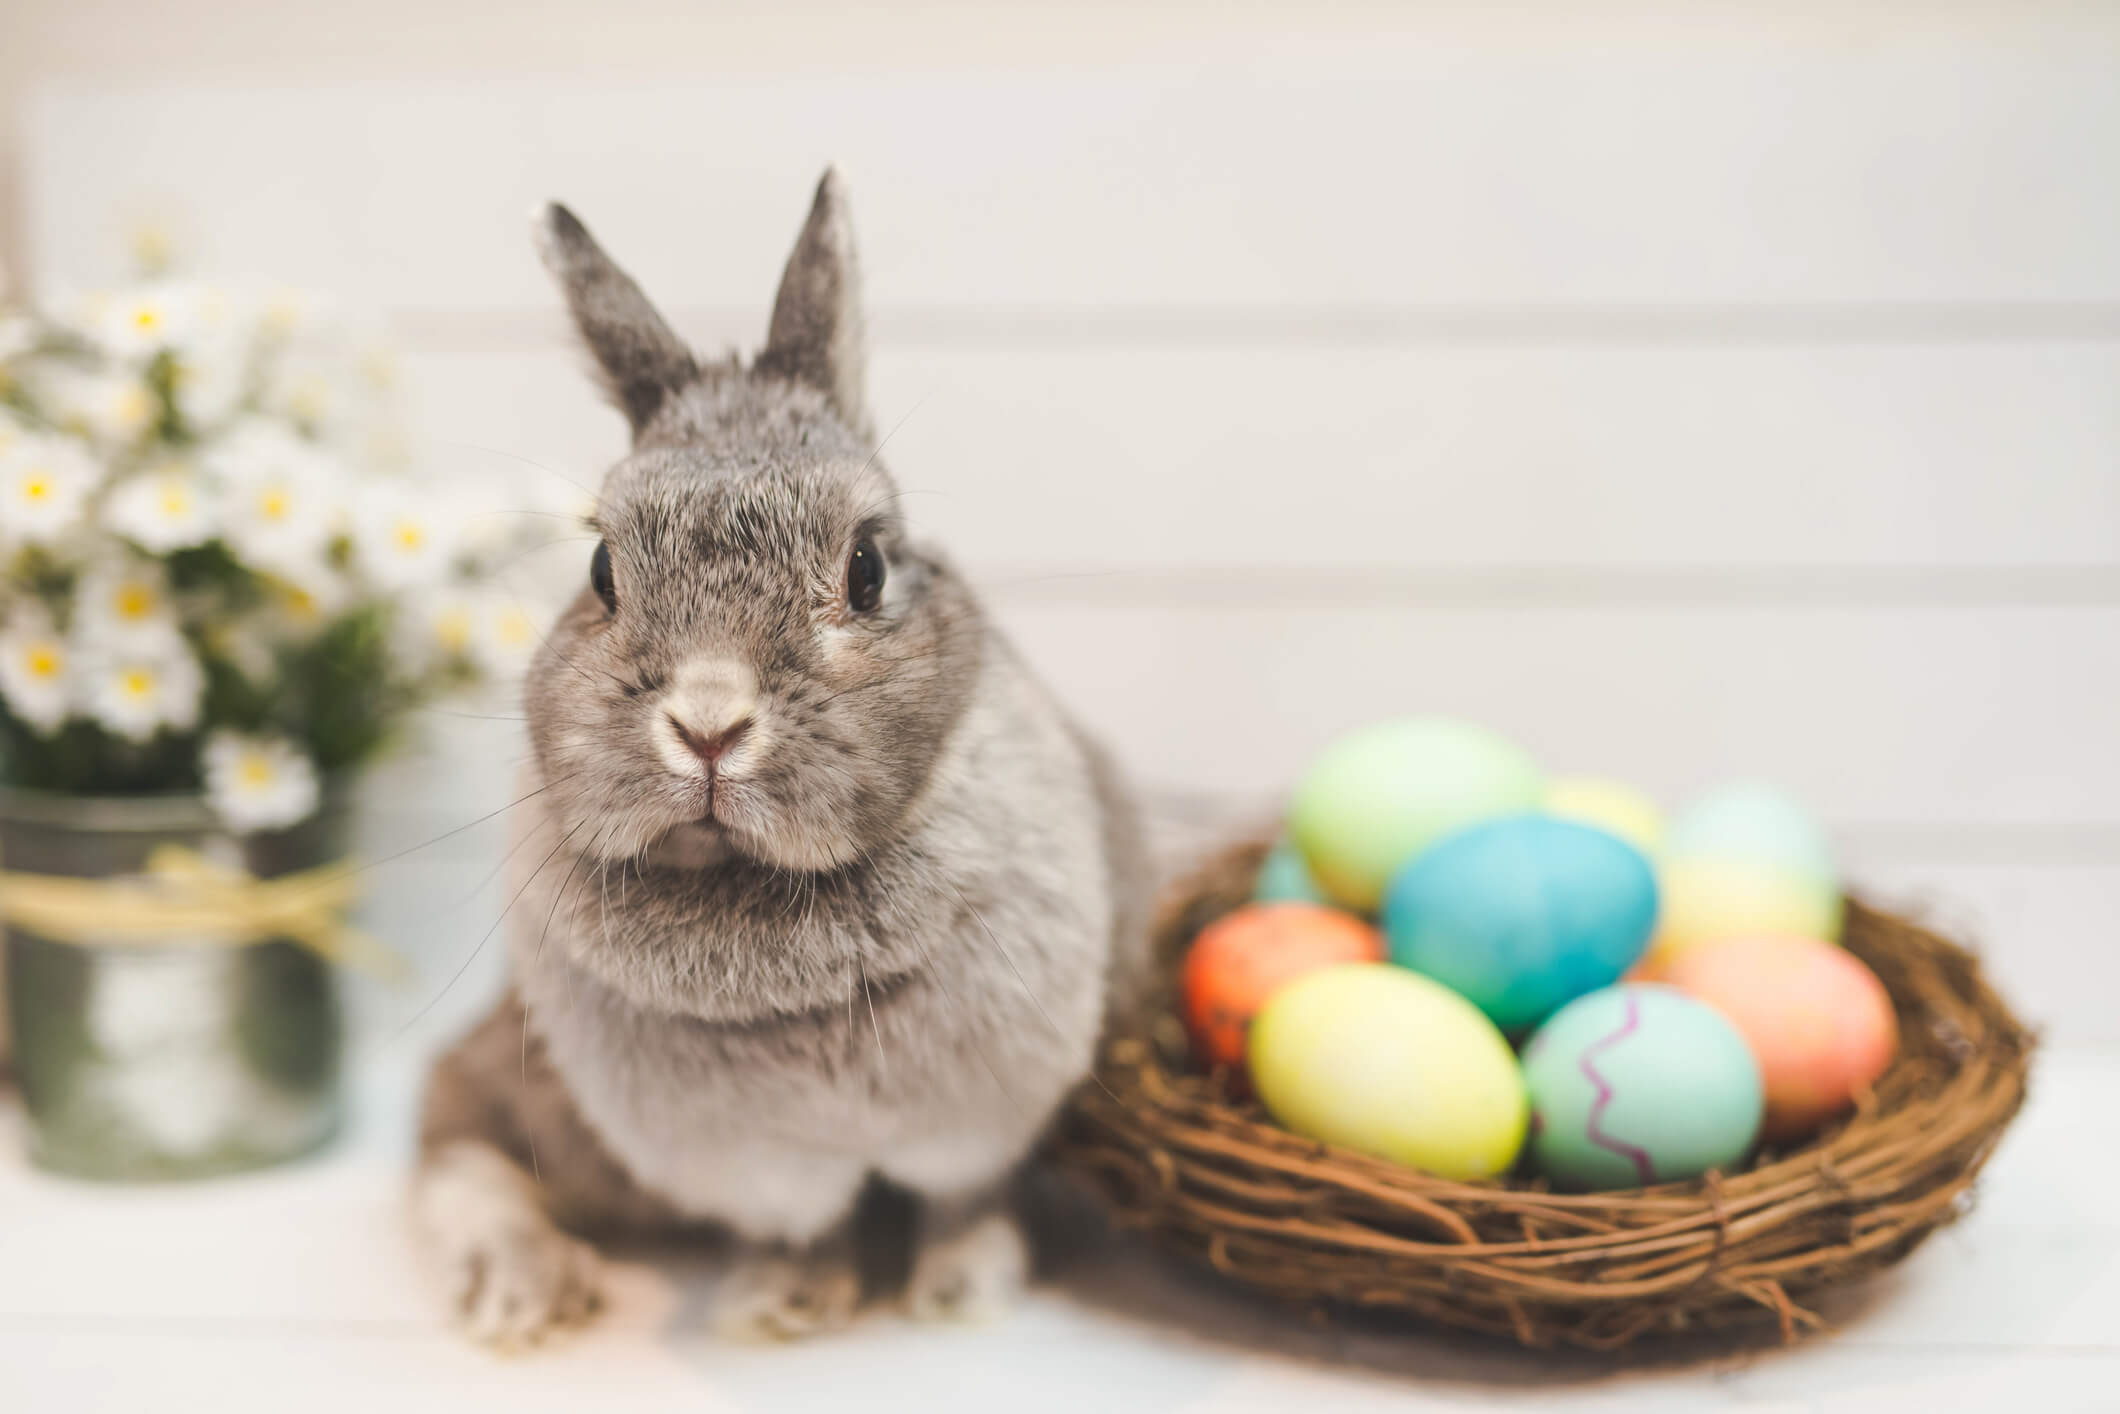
[0,845,406,980]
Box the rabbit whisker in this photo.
[433,440,600,500]
[401,817,586,1035]
[856,942,889,1077]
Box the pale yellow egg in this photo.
[1639,855,1844,975]
[1542,776,1665,856]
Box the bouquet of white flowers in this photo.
[0,274,552,832]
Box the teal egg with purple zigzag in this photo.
[1521,984,1763,1190]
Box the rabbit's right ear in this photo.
[535,204,698,437]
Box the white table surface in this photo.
[1,1022,2115,1414]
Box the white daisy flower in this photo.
[404,586,477,670]
[74,558,184,653]
[0,603,73,733]
[254,286,336,344]
[102,457,219,552]
[206,421,344,573]
[91,281,195,360]
[167,338,250,431]
[0,434,99,546]
[406,586,540,676]
[202,731,321,833]
[352,482,460,590]
[256,562,351,641]
[263,356,346,437]
[476,592,541,675]
[78,636,203,743]
[41,366,157,447]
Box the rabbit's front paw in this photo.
[450,1220,604,1348]
[905,1211,1028,1323]
[414,1140,604,1348]
[711,1251,862,1342]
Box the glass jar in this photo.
[0,787,347,1180]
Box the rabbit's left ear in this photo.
[756,168,871,440]
[535,203,698,437]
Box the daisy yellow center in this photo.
[239,754,277,789]
[434,608,473,653]
[495,608,534,649]
[115,584,157,620]
[393,520,426,553]
[133,308,161,332]
[288,379,328,421]
[25,644,61,679]
[120,667,156,700]
[259,487,291,521]
[21,473,50,504]
[158,483,192,517]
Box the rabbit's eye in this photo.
[845,536,886,614]
[589,540,617,614]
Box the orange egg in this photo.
[1662,935,1898,1143]
[1182,903,1384,1070]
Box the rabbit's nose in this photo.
[657,657,760,780]
[670,714,751,768]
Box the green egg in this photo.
[1522,983,1763,1190]
[1667,781,1835,889]
[1290,718,1543,912]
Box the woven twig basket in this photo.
[1052,837,2035,1350]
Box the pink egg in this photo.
[1662,935,1898,1143]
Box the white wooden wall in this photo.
[20,24,2120,1040]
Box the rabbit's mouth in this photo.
[644,815,737,870]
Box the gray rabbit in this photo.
[412,171,1151,1347]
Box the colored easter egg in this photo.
[1543,776,1665,856]
[1663,935,1898,1142]
[1383,816,1659,1034]
[1290,718,1544,912]
[1522,984,1763,1189]
[1182,904,1384,1069]
[1668,781,1836,886]
[1253,835,1330,906]
[1641,855,1844,974]
[1249,963,1527,1180]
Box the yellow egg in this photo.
[1248,963,1527,1180]
[1640,855,1845,974]
[1542,776,1665,856]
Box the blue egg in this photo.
[1383,816,1659,1034]
[1254,835,1331,906]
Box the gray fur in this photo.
[416,172,1151,1343]
[755,169,874,443]
[537,202,700,434]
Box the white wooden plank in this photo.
[401,342,2120,572]
[7,1322,2118,1414]
[1842,862,2120,1048]
[26,44,2120,312]
[993,601,2120,828]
